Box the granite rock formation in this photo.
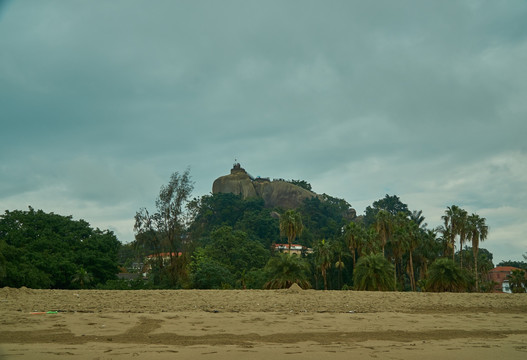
[212,163,319,209]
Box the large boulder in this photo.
[212,164,318,209]
[212,165,257,199]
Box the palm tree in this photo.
[343,221,364,270]
[507,269,526,293]
[363,228,381,255]
[406,219,420,291]
[438,218,452,258]
[375,210,392,256]
[353,253,395,291]
[414,229,440,286]
[264,253,311,289]
[426,258,467,292]
[314,239,333,290]
[72,267,93,289]
[442,205,467,261]
[279,210,303,254]
[466,213,488,291]
[457,209,468,269]
[442,205,456,260]
[334,255,346,290]
[391,212,411,290]
[410,210,427,229]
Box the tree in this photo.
[457,247,494,292]
[314,239,333,290]
[363,194,409,228]
[264,253,311,289]
[426,258,468,292]
[497,260,527,271]
[0,207,120,289]
[392,212,420,291]
[466,213,488,291]
[413,229,441,285]
[375,210,393,256]
[343,221,365,271]
[0,240,6,281]
[457,209,468,269]
[279,209,303,254]
[390,212,411,290]
[72,267,93,289]
[334,248,346,290]
[299,195,354,244]
[507,269,526,293]
[441,205,467,262]
[187,193,279,250]
[134,169,194,287]
[189,248,235,289]
[353,253,395,291]
[201,226,269,278]
[410,210,427,229]
[289,179,312,191]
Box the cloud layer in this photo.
[1,0,526,263]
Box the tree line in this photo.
[1,169,525,291]
[127,169,524,292]
[0,207,120,289]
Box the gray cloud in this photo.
[1,0,526,261]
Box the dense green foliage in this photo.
[507,269,526,293]
[353,253,395,291]
[279,209,303,251]
[3,169,505,293]
[288,179,312,191]
[0,207,120,289]
[189,193,279,248]
[126,176,497,292]
[264,253,311,289]
[134,169,194,288]
[363,194,409,228]
[425,258,468,292]
[189,226,270,289]
[497,259,527,270]
[299,195,353,244]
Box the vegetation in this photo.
[263,253,311,289]
[353,253,395,291]
[279,209,303,253]
[2,169,506,293]
[0,207,120,289]
[133,169,194,288]
[507,269,526,293]
[313,239,333,290]
[425,258,468,292]
[288,179,312,191]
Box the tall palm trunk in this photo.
[473,245,479,291]
[393,259,397,290]
[451,232,456,262]
[409,251,416,291]
[459,239,463,269]
[322,268,328,290]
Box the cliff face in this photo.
[212,164,318,209]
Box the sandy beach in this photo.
[1,287,526,359]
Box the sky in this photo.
[1,0,526,264]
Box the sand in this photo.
[1,287,526,359]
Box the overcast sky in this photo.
[1,0,526,264]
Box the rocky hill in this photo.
[212,163,320,209]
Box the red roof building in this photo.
[488,266,522,293]
[273,244,312,255]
